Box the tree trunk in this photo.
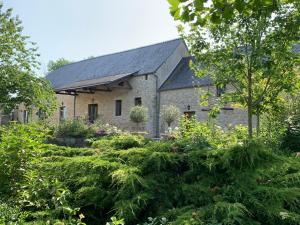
[247,71,253,139]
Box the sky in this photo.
[2,0,179,74]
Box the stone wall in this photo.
[72,74,157,134]
[159,86,256,133]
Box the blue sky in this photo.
[2,0,179,74]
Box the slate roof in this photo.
[46,39,182,90]
[56,72,135,91]
[159,57,213,91]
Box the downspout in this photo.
[73,94,77,119]
[154,74,161,138]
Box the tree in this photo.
[130,106,148,131]
[168,0,300,138]
[0,4,57,115]
[161,105,180,128]
[47,58,72,72]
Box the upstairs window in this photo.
[134,97,142,106]
[115,100,122,116]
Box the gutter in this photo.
[73,95,76,119]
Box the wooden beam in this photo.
[56,92,78,96]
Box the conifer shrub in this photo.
[111,134,145,150]
[41,145,96,157]
[1,123,300,225]
[91,137,114,150]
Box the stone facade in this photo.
[159,86,255,133]
[72,74,157,134]
[9,39,252,137]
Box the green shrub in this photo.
[0,123,48,197]
[91,137,114,150]
[111,134,145,150]
[282,114,300,152]
[2,123,300,225]
[161,105,180,128]
[54,119,92,138]
[130,106,148,130]
[41,145,97,157]
[0,202,27,224]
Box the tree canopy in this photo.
[47,58,72,72]
[168,0,300,138]
[0,4,56,115]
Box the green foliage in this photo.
[260,94,300,152]
[106,217,125,225]
[1,123,300,224]
[282,113,300,152]
[138,217,168,225]
[0,3,57,115]
[54,119,93,138]
[130,106,148,126]
[168,0,300,138]
[0,202,28,224]
[0,123,49,196]
[161,105,180,127]
[111,134,145,150]
[47,58,72,72]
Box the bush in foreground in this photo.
[0,123,300,225]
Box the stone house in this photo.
[12,39,251,137]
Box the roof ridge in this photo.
[47,38,182,75]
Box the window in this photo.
[38,109,46,120]
[23,110,29,123]
[216,85,226,97]
[145,75,148,80]
[134,97,142,106]
[184,111,196,119]
[115,100,122,116]
[88,104,98,123]
[59,106,67,122]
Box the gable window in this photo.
[134,97,142,106]
[115,100,122,116]
[216,85,226,97]
[88,104,98,123]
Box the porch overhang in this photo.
[55,72,136,95]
